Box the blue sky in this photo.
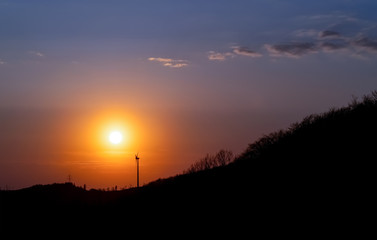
[0,0,376,188]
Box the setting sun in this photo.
[108,131,123,144]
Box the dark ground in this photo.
[1,93,376,237]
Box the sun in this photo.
[108,131,123,144]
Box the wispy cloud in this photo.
[352,37,377,53]
[308,13,359,23]
[162,62,188,68]
[207,51,234,61]
[265,42,317,58]
[280,13,377,59]
[0,59,5,65]
[210,12,377,61]
[148,57,188,68]
[320,41,348,52]
[208,46,262,61]
[319,30,341,39]
[294,29,319,38]
[148,57,172,63]
[232,46,262,58]
[28,51,45,57]
[318,30,341,39]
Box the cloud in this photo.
[262,13,377,59]
[0,59,5,65]
[208,14,377,62]
[28,51,44,57]
[148,57,172,63]
[352,37,377,52]
[265,42,317,58]
[207,51,234,61]
[308,13,359,23]
[232,46,262,58]
[208,46,262,61]
[294,29,319,38]
[320,41,348,52]
[319,30,341,39]
[148,57,188,68]
[162,62,188,68]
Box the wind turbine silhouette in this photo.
[135,153,140,188]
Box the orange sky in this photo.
[1,1,376,189]
[1,101,297,189]
[0,63,373,189]
[0,105,242,189]
[0,107,179,189]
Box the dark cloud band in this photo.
[265,42,317,57]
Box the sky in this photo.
[0,0,376,189]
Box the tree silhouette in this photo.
[184,149,234,173]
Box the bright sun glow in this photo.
[108,131,123,144]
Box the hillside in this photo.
[0,92,376,236]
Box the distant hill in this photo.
[1,92,376,237]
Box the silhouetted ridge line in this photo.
[237,90,376,164]
[0,91,376,237]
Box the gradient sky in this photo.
[1,0,376,189]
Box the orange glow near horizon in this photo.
[66,109,186,189]
[0,106,200,189]
[87,110,138,152]
[61,110,143,181]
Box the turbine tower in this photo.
[135,153,140,188]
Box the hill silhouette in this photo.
[0,92,376,237]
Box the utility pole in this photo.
[135,153,140,188]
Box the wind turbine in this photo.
[135,153,140,188]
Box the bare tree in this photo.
[215,149,234,166]
[184,149,235,174]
